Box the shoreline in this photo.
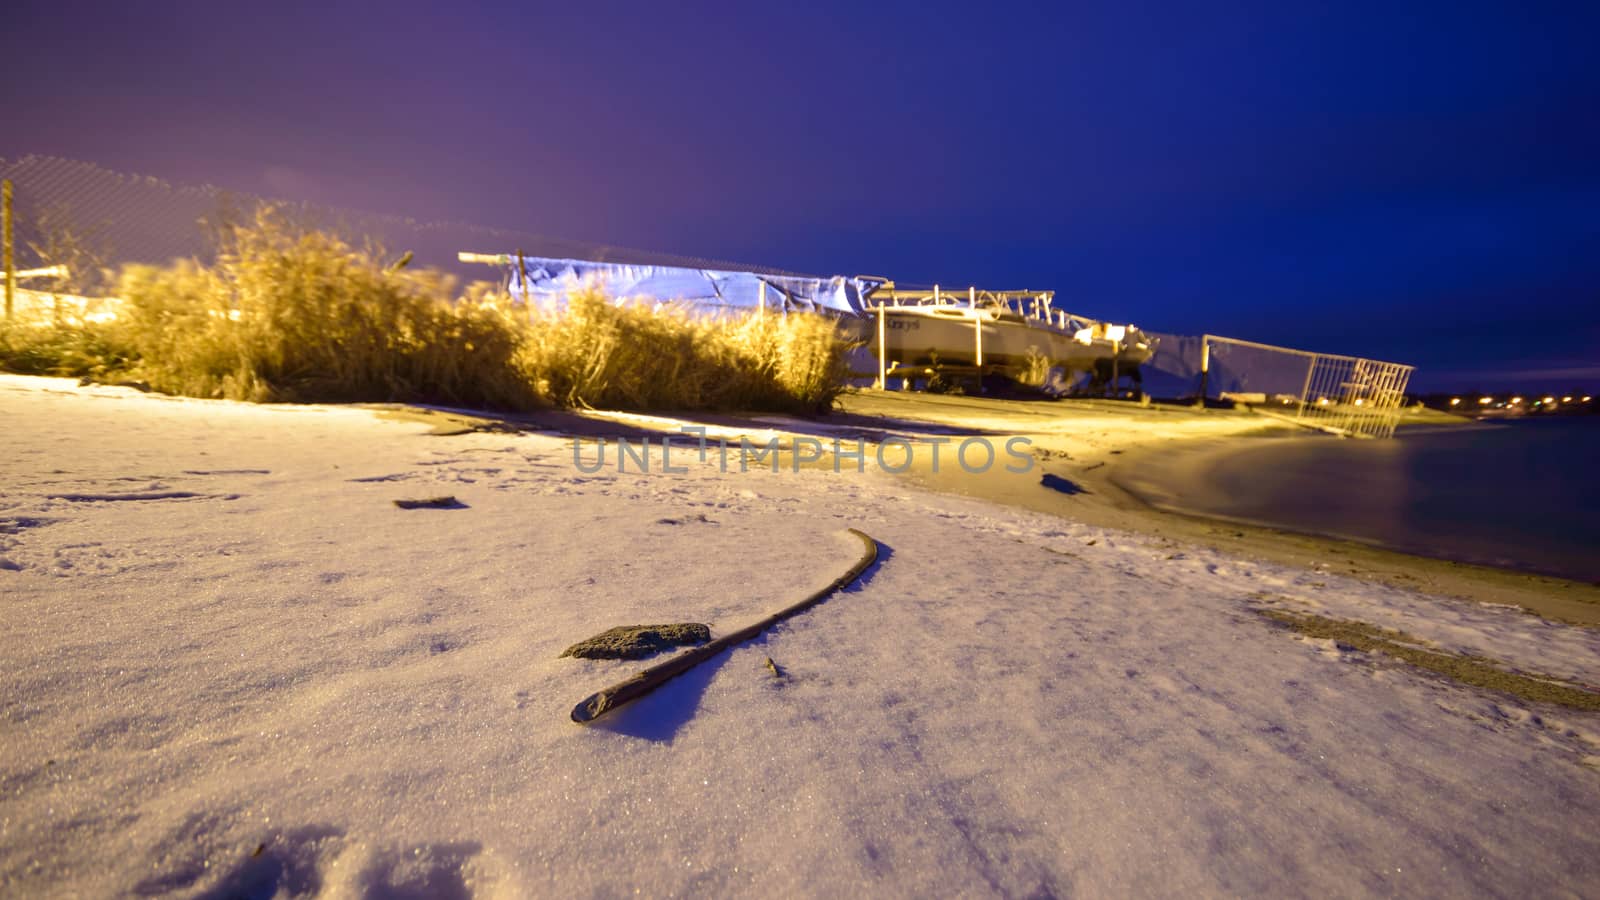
[826,393,1600,627]
[1108,428,1598,585]
[374,390,1600,624]
[894,444,1600,627]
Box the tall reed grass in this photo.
[518,289,850,413]
[0,210,853,414]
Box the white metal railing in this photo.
[1200,334,1414,439]
[870,283,1087,330]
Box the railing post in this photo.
[1195,335,1210,407]
[973,309,984,369]
[876,300,888,390]
[3,179,13,320]
[1297,353,1318,423]
[971,287,984,371]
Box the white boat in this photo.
[862,284,1155,384]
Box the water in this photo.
[1134,418,1600,582]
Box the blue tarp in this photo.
[503,256,883,317]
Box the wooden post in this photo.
[933,284,941,305]
[1196,335,1211,408]
[515,249,534,322]
[758,281,767,318]
[1110,340,1120,398]
[3,180,13,321]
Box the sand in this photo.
[845,396,1600,628]
[477,388,1600,628]
[5,375,1599,898]
[375,389,1600,626]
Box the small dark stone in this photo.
[1040,473,1087,496]
[560,623,712,660]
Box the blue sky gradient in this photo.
[3,1,1595,390]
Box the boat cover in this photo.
[503,255,883,317]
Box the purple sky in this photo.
[3,0,1596,390]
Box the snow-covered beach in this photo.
[3,373,1598,897]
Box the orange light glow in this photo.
[1479,396,1492,404]
[1449,397,1460,406]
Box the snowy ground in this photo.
[2,374,1597,898]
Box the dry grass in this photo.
[516,288,852,413]
[112,209,538,409]
[1,209,851,414]
[0,317,133,379]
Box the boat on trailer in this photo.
[863,283,1156,387]
[457,253,1154,392]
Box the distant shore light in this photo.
[1449,397,1461,406]
[1511,397,1523,405]
[1479,396,1492,404]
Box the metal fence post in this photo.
[876,300,887,390]
[972,287,984,369]
[1297,353,1318,423]
[3,179,13,320]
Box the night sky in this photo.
[3,1,1596,391]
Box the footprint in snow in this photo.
[136,824,345,899]
[656,513,717,526]
[359,841,485,899]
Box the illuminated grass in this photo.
[112,209,538,409]
[1,210,850,414]
[1259,609,1600,711]
[517,288,852,413]
[0,319,134,379]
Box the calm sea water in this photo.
[1149,418,1600,582]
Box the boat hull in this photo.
[868,309,1152,375]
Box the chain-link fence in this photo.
[3,156,1418,426]
[1199,335,1414,438]
[0,154,795,305]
